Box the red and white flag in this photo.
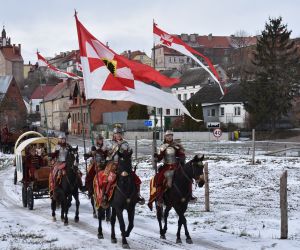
[153,23,225,95]
[37,52,82,79]
[75,15,201,121]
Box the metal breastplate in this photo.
[164,146,176,164]
[58,147,67,162]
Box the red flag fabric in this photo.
[153,23,225,95]
[37,52,81,79]
[75,14,201,122]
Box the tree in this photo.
[241,17,300,131]
[183,102,204,131]
[127,104,149,120]
[229,30,255,81]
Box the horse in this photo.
[96,151,138,249]
[155,153,205,244]
[50,146,81,225]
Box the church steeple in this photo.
[2,26,6,39]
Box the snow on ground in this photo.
[0,141,300,249]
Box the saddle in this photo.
[49,162,66,193]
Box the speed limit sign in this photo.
[213,128,222,138]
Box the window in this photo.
[175,109,179,115]
[36,105,39,112]
[234,106,241,116]
[166,109,170,115]
[211,109,216,117]
[169,57,172,63]
[178,94,181,100]
[158,108,162,115]
[190,93,194,98]
[207,109,211,116]
[220,107,224,116]
[184,93,187,101]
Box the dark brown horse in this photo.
[155,154,205,244]
[97,151,138,249]
[51,146,81,225]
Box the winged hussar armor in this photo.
[159,143,176,164]
[55,144,68,162]
[106,140,131,162]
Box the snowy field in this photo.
[0,140,300,250]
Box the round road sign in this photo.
[213,128,222,138]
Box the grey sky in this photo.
[1,0,299,64]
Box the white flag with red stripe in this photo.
[75,14,201,121]
[153,23,225,95]
[37,52,82,80]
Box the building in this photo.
[30,85,56,113]
[69,81,133,135]
[0,75,27,129]
[189,83,248,128]
[152,33,257,71]
[121,50,153,66]
[0,27,24,88]
[40,79,74,131]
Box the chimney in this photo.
[128,50,131,59]
[18,44,21,54]
[208,33,212,41]
[12,44,15,54]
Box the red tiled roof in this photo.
[30,85,56,99]
[197,36,232,48]
[0,46,23,61]
[44,80,69,101]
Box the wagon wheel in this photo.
[13,168,17,185]
[27,186,34,210]
[22,184,27,207]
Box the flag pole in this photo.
[152,19,158,175]
[78,81,88,174]
[37,50,51,154]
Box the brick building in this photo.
[0,76,27,129]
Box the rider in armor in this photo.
[102,126,145,205]
[84,134,108,196]
[49,133,83,191]
[148,130,186,209]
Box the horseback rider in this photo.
[49,133,83,193]
[148,130,189,209]
[84,134,108,196]
[101,126,145,205]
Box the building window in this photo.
[166,109,170,115]
[175,109,179,115]
[220,107,224,116]
[36,105,39,112]
[207,109,211,116]
[184,93,187,101]
[169,57,172,63]
[234,106,241,116]
[178,94,181,100]
[211,109,216,117]
[190,93,194,98]
[158,108,162,115]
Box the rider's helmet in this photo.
[96,134,104,140]
[164,130,173,136]
[113,125,123,135]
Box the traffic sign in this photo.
[207,122,220,129]
[213,128,222,138]
[144,120,152,127]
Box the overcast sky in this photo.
[1,0,299,64]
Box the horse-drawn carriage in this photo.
[14,131,58,210]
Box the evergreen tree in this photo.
[242,17,300,130]
[127,104,149,120]
[184,102,203,131]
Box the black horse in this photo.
[51,146,81,225]
[97,152,138,249]
[156,154,205,244]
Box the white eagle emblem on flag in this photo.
[160,33,173,46]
